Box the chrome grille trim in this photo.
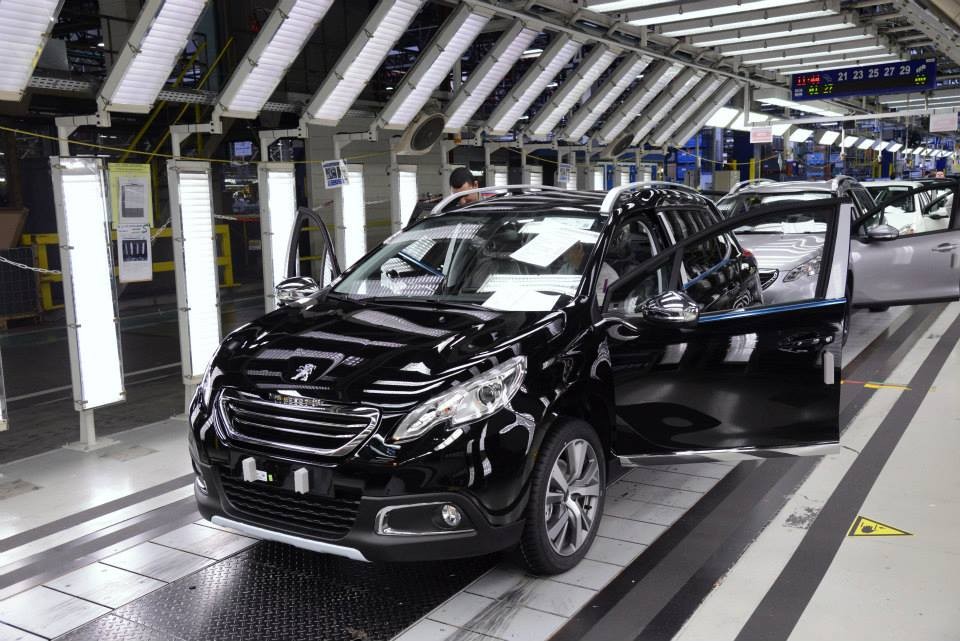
[216,389,380,457]
[758,268,779,290]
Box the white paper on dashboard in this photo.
[510,228,600,267]
[482,288,559,311]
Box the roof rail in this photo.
[429,184,570,215]
[600,181,700,213]
[729,178,775,194]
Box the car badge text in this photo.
[291,363,317,382]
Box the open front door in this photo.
[852,180,960,307]
[603,199,850,464]
[286,207,341,287]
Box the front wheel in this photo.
[519,418,605,575]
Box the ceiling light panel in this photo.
[774,54,902,74]
[631,68,704,145]
[625,0,799,26]
[0,0,64,101]
[705,106,740,128]
[730,111,771,132]
[218,0,334,118]
[880,88,960,104]
[596,60,683,143]
[486,34,582,134]
[379,5,490,129]
[717,26,876,57]
[874,140,889,151]
[857,138,875,149]
[528,45,619,136]
[768,52,899,72]
[586,0,675,11]
[560,53,651,141]
[789,127,813,142]
[98,0,209,112]
[305,0,425,125]
[648,75,724,147]
[444,20,539,131]
[841,135,859,147]
[817,130,841,144]
[754,89,846,117]
[670,79,743,146]
[657,1,838,37]
[691,14,854,48]
[743,39,886,65]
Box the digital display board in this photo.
[791,59,936,101]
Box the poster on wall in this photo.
[323,159,349,189]
[117,223,153,283]
[108,163,154,227]
[929,112,958,133]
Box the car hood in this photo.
[739,233,824,270]
[211,295,563,407]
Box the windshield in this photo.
[719,192,831,233]
[865,186,915,212]
[332,211,605,311]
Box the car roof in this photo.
[863,180,923,188]
[729,181,836,195]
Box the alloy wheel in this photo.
[544,438,602,556]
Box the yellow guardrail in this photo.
[20,224,235,311]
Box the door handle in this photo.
[779,332,830,353]
[932,243,959,253]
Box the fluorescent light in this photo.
[625,0,799,27]
[789,127,814,142]
[691,14,854,47]
[881,88,960,104]
[0,0,63,101]
[259,163,298,312]
[393,164,418,228]
[593,165,605,190]
[706,106,740,128]
[857,138,875,150]
[902,147,913,154]
[841,135,860,148]
[873,140,889,151]
[768,52,899,72]
[773,55,902,74]
[337,164,366,267]
[561,53,652,140]
[816,130,841,145]
[587,0,675,11]
[566,165,578,190]
[631,69,705,145]
[528,45,619,136]
[50,157,124,408]
[98,0,209,113]
[617,165,630,186]
[305,0,425,125]
[525,166,543,187]
[730,111,770,132]
[597,60,683,143]
[521,48,543,59]
[770,123,792,137]
[487,35,582,134]
[379,5,490,129]
[659,1,837,36]
[745,40,887,65]
[754,88,846,117]
[647,74,724,147]
[717,26,875,56]
[671,80,743,145]
[167,161,222,381]
[445,21,539,131]
[218,0,334,118]
[888,143,903,152]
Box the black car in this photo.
[189,184,851,574]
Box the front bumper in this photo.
[193,461,524,563]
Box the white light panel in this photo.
[841,135,860,148]
[648,75,723,147]
[566,165,578,190]
[747,41,887,65]
[817,130,841,145]
[0,0,63,101]
[771,55,902,75]
[380,5,490,129]
[789,128,813,143]
[525,166,543,186]
[305,0,424,125]
[259,164,298,311]
[771,123,792,137]
[690,15,853,47]
[396,164,418,227]
[588,0,675,10]
[754,90,846,117]
[671,80,742,145]
[487,35,582,134]
[902,147,913,154]
[597,61,683,144]
[626,0,799,26]
[718,27,875,56]
[528,45,619,136]
[857,138,875,150]
[219,0,334,118]
[168,162,221,381]
[630,69,704,145]
[706,106,739,128]
[874,140,889,152]
[593,166,605,190]
[562,54,651,140]
[99,0,208,112]
[769,52,900,72]
[340,164,366,267]
[492,165,508,187]
[50,158,124,409]
[887,143,903,152]
[618,165,630,186]
[444,21,538,131]
[658,1,838,37]
[729,111,770,132]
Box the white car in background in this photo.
[863,180,947,234]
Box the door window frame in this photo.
[854,180,960,238]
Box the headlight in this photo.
[390,356,527,444]
[783,254,822,282]
[196,362,218,408]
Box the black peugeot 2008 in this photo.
[189,184,848,574]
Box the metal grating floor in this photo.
[57,541,498,641]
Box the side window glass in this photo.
[606,262,671,315]
[598,219,657,305]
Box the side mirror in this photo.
[638,290,699,327]
[866,224,899,241]
[276,276,321,306]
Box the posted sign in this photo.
[750,127,773,144]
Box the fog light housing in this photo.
[195,475,208,495]
[440,504,462,528]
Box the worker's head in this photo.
[450,167,480,204]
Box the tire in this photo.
[868,305,890,312]
[519,418,606,575]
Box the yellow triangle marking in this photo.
[848,515,912,537]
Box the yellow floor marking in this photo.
[863,382,911,391]
[848,515,912,537]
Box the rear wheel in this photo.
[519,419,605,575]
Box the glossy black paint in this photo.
[188,188,846,561]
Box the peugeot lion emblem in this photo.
[291,363,316,382]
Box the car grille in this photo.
[219,476,360,540]
[216,389,380,458]
[758,268,779,290]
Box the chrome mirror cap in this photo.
[866,223,899,241]
[639,290,700,326]
[276,276,321,306]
